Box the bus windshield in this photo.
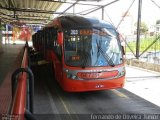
[64,28,123,67]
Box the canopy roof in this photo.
[0,0,116,25]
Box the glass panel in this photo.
[64,28,123,67]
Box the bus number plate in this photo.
[77,73,100,79]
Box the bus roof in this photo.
[47,15,115,30]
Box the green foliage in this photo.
[140,22,148,34]
[126,36,160,53]
[0,24,5,30]
[134,22,148,35]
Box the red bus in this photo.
[32,15,125,92]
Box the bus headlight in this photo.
[68,74,78,80]
[65,69,69,73]
[119,68,125,77]
[64,68,79,80]
[66,73,78,80]
[71,75,77,79]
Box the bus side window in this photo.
[48,28,53,49]
[51,28,62,61]
[56,45,62,61]
[47,31,50,49]
[44,31,47,48]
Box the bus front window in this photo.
[64,28,123,67]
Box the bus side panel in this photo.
[49,50,63,85]
[45,50,53,61]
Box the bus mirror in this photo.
[57,31,63,45]
[121,46,125,55]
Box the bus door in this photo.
[51,29,63,84]
[54,46,63,84]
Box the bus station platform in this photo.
[32,64,160,116]
[0,43,160,120]
[0,44,24,114]
[125,66,160,107]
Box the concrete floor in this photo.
[0,44,23,85]
[31,64,160,120]
[0,44,160,119]
[125,66,160,107]
[0,44,24,113]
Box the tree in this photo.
[140,22,148,35]
[134,22,148,36]
[156,19,160,25]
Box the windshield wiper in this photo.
[99,48,115,67]
[96,39,115,67]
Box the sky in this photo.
[55,0,160,27]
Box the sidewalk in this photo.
[0,44,24,113]
[125,65,160,107]
[0,44,23,85]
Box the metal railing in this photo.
[10,42,36,120]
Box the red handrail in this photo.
[11,46,28,120]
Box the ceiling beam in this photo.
[0,11,15,19]
[11,0,17,8]
[0,11,49,24]
[4,0,9,6]
[59,1,78,15]
[6,14,50,19]
[19,20,47,25]
[38,0,102,7]
[18,17,49,21]
[0,6,61,14]
[82,0,120,15]
[0,16,14,21]
[0,6,77,15]
[77,6,99,14]
[8,0,11,8]
[26,23,47,25]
